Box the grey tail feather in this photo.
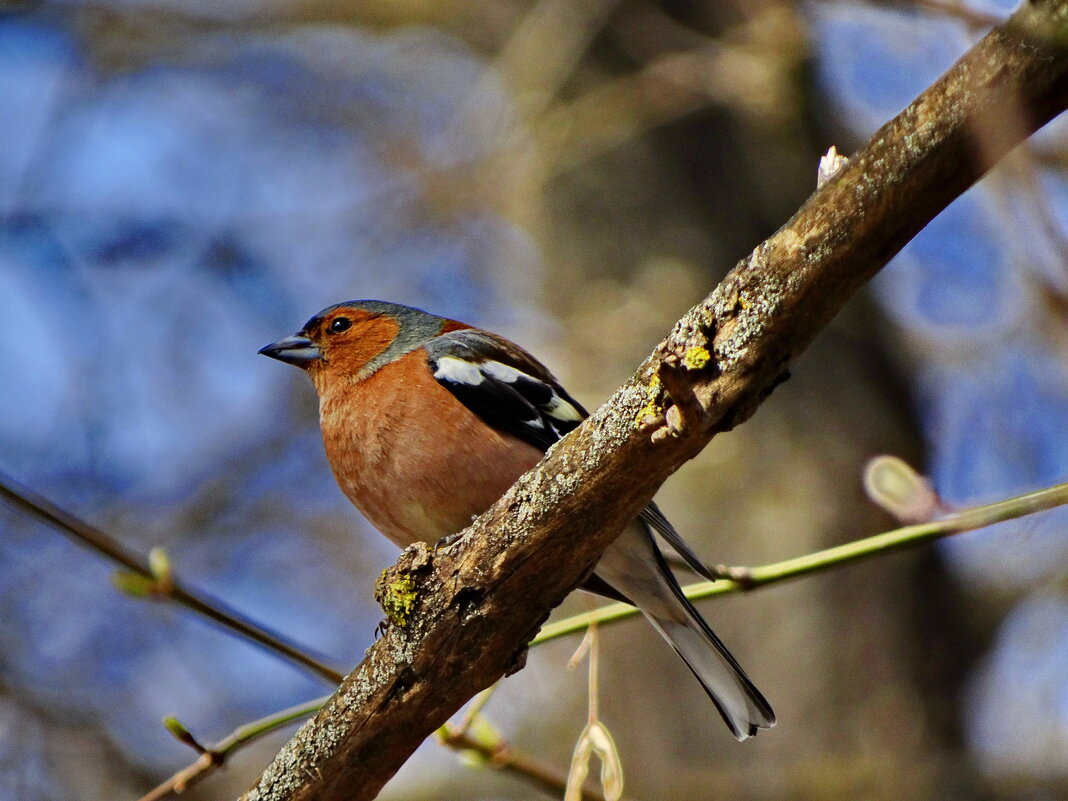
[645,546,775,740]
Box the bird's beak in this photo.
[258,334,322,368]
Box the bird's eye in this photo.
[329,317,352,334]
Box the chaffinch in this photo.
[260,300,774,740]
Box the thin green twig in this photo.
[137,696,329,801]
[533,480,1068,645]
[143,685,609,801]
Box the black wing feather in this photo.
[442,374,559,451]
[640,502,718,581]
[426,329,586,453]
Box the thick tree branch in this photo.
[241,5,1068,801]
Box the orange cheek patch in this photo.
[324,312,401,375]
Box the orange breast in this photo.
[318,349,544,548]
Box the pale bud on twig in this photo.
[863,455,943,523]
[817,145,849,188]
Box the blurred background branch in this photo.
[0,471,345,684]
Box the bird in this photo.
[260,299,774,740]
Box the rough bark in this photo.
[241,5,1068,800]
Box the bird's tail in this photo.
[595,522,775,740]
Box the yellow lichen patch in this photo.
[633,373,663,429]
[376,569,418,628]
[682,346,711,370]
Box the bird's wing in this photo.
[425,328,588,452]
[426,327,716,582]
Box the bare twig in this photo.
[564,625,625,801]
[137,698,328,801]
[818,0,1005,29]
[141,692,603,801]
[0,472,345,685]
[142,685,613,801]
[437,724,613,801]
[655,354,706,438]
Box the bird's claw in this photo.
[435,530,465,550]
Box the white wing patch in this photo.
[434,356,543,388]
[427,335,587,449]
[458,358,584,428]
[433,355,486,385]
[543,393,583,422]
[481,360,528,383]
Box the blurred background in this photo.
[1,0,1067,799]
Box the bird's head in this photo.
[259,300,452,391]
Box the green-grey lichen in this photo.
[682,346,711,370]
[376,570,418,628]
[633,373,663,428]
